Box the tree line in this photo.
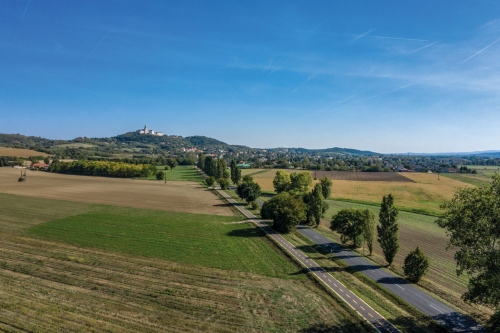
[49,160,157,178]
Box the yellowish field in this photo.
[0,147,49,157]
[0,167,233,216]
[0,232,363,332]
[329,172,473,214]
[249,169,473,214]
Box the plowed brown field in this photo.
[0,167,233,216]
[315,170,415,182]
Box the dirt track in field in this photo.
[0,168,233,216]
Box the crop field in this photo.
[442,165,499,187]
[0,147,49,157]
[315,170,415,182]
[0,177,367,332]
[247,169,473,214]
[0,167,231,216]
[319,200,492,320]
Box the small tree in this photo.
[331,209,365,247]
[319,177,332,199]
[217,178,230,190]
[273,170,291,193]
[362,210,376,255]
[205,176,215,188]
[306,184,324,227]
[165,158,178,171]
[377,194,399,267]
[403,247,429,283]
[261,192,306,233]
[156,170,165,180]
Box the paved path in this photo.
[214,186,400,333]
[295,226,485,332]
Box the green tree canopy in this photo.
[273,170,291,193]
[261,192,307,233]
[156,170,165,180]
[436,174,500,327]
[331,209,367,248]
[362,209,376,255]
[306,183,325,227]
[319,177,333,199]
[236,177,261,204]
[403,247,429,283]
[289,171,313,195]
[205,176,215,187]
[217,177,230,190]
[377,194,399,267]
[230,160,241,185]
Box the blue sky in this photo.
[1,1,500,153]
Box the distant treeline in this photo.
[0,156,23,167]
[50,161,156,178]
[86,156,196,166]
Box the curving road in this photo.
[214,185,401,333]
[295,226,485,333]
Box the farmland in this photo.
[0,171,368,332]
[0,147,49,157]
[245,168,474,215]
[0,167,231,215]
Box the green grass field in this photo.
[27,204,302,279]
[442,166,498,187]
[142,165,205,183]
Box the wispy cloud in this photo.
[21,0,30,23]
[351,28,376,42]
[85,31,110,59]
[407,41,440,55]
[462,38,500,64]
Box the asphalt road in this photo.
[215,186,401,333]
[295,226,485,333]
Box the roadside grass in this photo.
[26,204,300,279]
[282,231,443,333]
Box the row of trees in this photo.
[261,171,332,232]
[49,160,157,178]
[330,194,429,283]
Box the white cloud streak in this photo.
[86,31,111,59]
[21,0,30,22]
[462,38,500,64]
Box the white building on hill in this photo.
[138,125,164,136]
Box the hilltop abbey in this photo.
[137,125,164,136]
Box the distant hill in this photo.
[280,147,379,156]
[406,150,500,158]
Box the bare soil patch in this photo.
[0,168,233,216]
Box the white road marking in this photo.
[396,284,405,290]
[429,304,445,314]
[368,313,373,318]
[360,306,365,311]
[353,299,357,304]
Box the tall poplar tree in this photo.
[230,160,241,184]
[377,194,399,267]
